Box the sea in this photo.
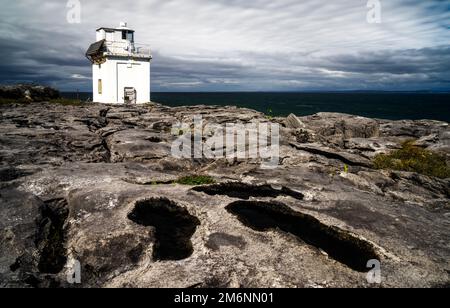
[61,92,450,123]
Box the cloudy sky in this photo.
[1,0,449,92]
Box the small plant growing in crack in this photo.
[266,108,274,120]
[175,175,215,186]
[344,164,349,173]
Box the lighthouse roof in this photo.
[86,39,105,57]
[96,26,134,32]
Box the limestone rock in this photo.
[299,113,380,141]
[0,101,449,288]
[285,113,306,129]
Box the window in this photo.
[122,30,134,42]
[98,79,102,94]
[127,32,134,42]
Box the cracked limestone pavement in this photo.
[0,102,449,288]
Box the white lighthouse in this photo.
[86,22,152,104]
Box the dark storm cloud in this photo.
[0,20,91,89]
[0,0,449,91]
[150,46,450,91]
[326,47,450,75]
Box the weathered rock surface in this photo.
[296,113,380,145]
[0,101,449,288]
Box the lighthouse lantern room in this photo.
[86,22,152,104]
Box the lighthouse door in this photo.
[124,87,136,104]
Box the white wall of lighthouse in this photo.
[87,22,152,104]
[93,59,150,104]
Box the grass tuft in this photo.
[266,108,274,120]
[49,98,85,106]
[0,98,85,106]
[175,175,216,186]
[0,98,28,105]
[373,141,450,179]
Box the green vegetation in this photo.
[49,98,85,106]
[0,98,84,106]
[373,141,450,179]
[343,164,349,173]
[266,108,274,120]
[175,175,216,186]
[0,98,28,105]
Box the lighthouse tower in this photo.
[86,22,152,104]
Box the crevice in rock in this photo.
[76,112,109,133]
[36,198,69,274]
[13,119,31,128]
[121,177,174,185]
[99,108,110,118]
[146,136,163,143]
[226,201,379,272]
[9,257,22,272]
[127,243,145,264]
[0,167,32,182]
[127,198,200,261]
[100,137,111,163]
[192,182,304,200]
[290,142,371,167]
[24,275,41,288]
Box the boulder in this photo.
[299,112,380,142]
[285,113,306,129]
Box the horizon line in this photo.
[60,90,450,94]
